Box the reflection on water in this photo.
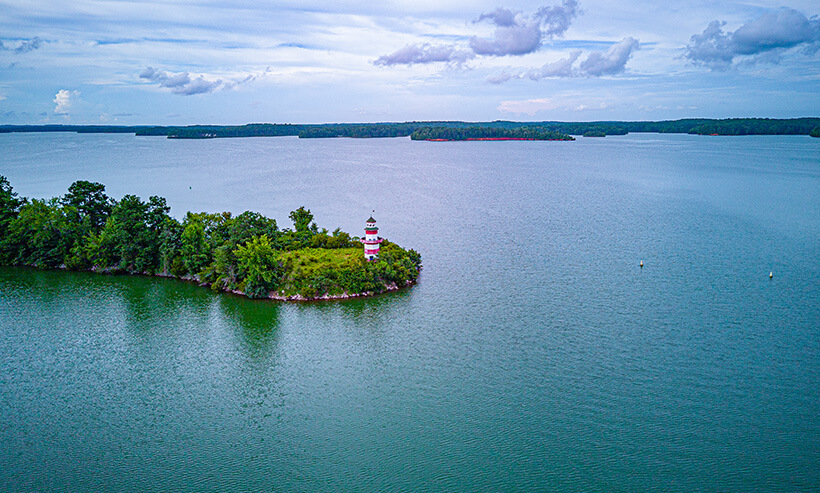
[218,295,281,361]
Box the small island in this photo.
[410,126,574,141]
[0,177,421,301]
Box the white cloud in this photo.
[574,102,608,111]
[487,38,640,83]
[578,37,640,76]
[53,89,79,114]
[374,43,474,66]
[498,95,614,116]
[684,8,820,70]
[497,97,559,115]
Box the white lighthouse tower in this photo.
[360,215,384,261]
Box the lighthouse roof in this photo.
[367,216,376,223]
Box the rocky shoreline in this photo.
[0,263,419,302]
[162,270,418,302]
[227,279,417,302]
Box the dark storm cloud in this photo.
[685,8,820,69]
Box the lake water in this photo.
[1,132,818,491]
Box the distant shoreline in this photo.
[2,118,819,138]
[423,138,572,142]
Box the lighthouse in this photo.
[360,215,384,261]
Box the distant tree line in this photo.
[0,125,151,134]
[0,177,421,299]
[3,118,819,138]
[613,118,820,135]
[410,126,574,141]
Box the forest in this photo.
[410,126,574,141]
[0,177,421,300]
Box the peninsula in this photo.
[0,177,421,301]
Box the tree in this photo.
[159,217,184,276]
[181,219,210,275]
[62,180,113,231]
[289,206,317,234]
[95,194,167,273]
[0,176,23,258]
[225,211,278,247]
[3,198,75,267]
[235,235,283,298]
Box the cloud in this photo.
[373,43,474,66]
[487,38,638,82]
[684,20,734,69]
[177,76,222,95]
[0,36,43,54]
[470,12,543,56]
[497,97,560,115]
[470,1,579,56]
[488,49,581,83]
[497,96,610,115]
[477,7,518,27]
[685,8,820,70]
[529,49,583,79]
[578,37,640,76]
[139,67,223,95]
[53,89,80,114]
[536,0,581,37]
[375,1,580,67]
[15,36,43,54]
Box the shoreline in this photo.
[125,267,419,301]
[5,263,419,302]
[423,137,572,141]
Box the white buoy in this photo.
[769,272,773,279]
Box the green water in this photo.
[1,133,818,491]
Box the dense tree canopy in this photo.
[410,126,574,141]
[0,176,22,240]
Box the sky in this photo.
[1,0,819,124]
